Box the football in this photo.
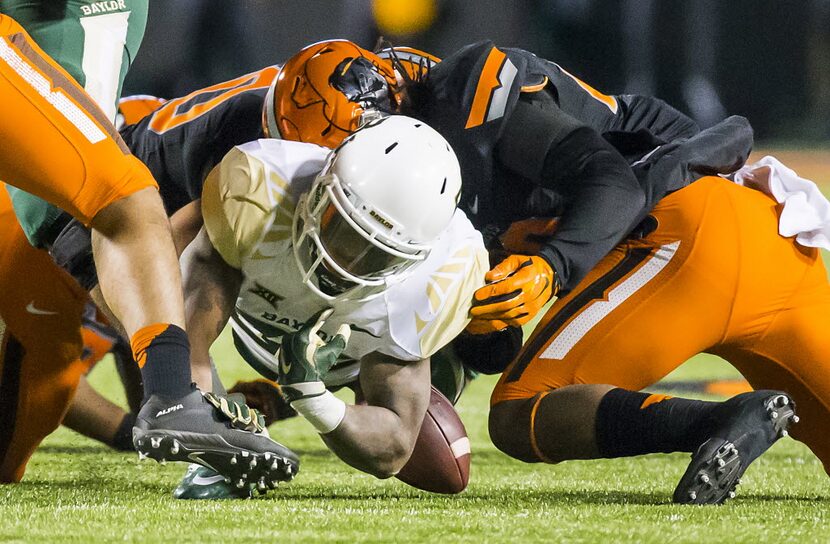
[396,386,471,494]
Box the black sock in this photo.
[595,388,720,457]
[130,323,192,402]
[112,412,137,451]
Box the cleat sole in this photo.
[133,429,299,487]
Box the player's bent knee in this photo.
[488,400,544,463]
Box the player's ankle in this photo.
[595,388,719,458]
[131,323,192,402]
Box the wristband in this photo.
[290,390,347,434]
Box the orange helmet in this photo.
[264,40,398,149]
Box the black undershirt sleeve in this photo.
[496,96,647,293]
[612,94,700,142]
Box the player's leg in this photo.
[0,328,93,483]
[0,197,90,482]
[488,233,727,462]
[2,0,148,247]
[489,178,796,504]
[0,14,184,374]
[0,6,188,342]
[0,15,186,410]
[710,188,830,476]
[60,312,136,452]
[62,375,135,452]
[0,15,299,484]
[719,336,830,476]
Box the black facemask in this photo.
[329,57,393,112]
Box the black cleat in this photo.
[133,387,299,488]
[673,390,797,505]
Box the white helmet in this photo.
[292,115,462,300]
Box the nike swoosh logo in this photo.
[192,473,226,486]
[26,302,58,316]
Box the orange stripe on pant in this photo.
[491,176,830,475]
[0,14,155,225]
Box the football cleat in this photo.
[173,464,256,500]
[133,387,300,488]
[673,390,797,505]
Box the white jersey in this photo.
[202,139,489,386]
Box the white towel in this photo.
[732,155,830,250]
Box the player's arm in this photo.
[470,96,646,332]
[180,226,242,391]
[323,352,430,478]
[169,200,203,255]
[611,94,700,142]
[276,313,431,478]
[500,94,647,291]
[185,146,272,390]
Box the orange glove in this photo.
[467,255,558,334]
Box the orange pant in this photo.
[0,14,155,225]
[0,189,88,482]
[492,176,830,474]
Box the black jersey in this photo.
[120,66,279,214]
[403,41,752,292]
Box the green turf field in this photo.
[2,338,828,543]
[2,150,829,543]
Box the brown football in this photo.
[396,386,471,494]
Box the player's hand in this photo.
[467,255,558,334]
[277,309,351,402]
[228,379,298,426]
[202,391,267,433]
